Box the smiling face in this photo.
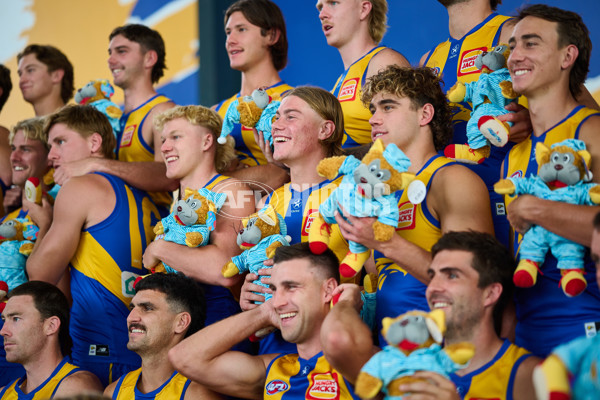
[426,250,487,342]
[10,130,49,187]
[47,123,97,169]
[17,53,57,105]
[508,16,570,98]
[368,92,422,151]
[225,11,272,72]
[1,295,47,364]
[316,0,363,49]
[108,34,146,89]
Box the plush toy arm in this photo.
[185,231,205,247]
[355,371,384,399]
[372,221,396,242]
[532,355,571,400]
[443,343,476,365]
[447,82,467,103]
[265,240,285,259]
[494,179,516,195]
[317,156,348,179]
[500,80,519,99]
[222,261,242,278]
[18,241,34,256]
[153,221,165,236]
[588,185,600,204]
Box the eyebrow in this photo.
[129,301,154,310]
[509,33,543,44]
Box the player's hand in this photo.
[334,206,382,251]
[22,196,53,232]
[142,239,165,269]
[500,103,531,144]
[3,186,22,214]
[253,128,286,169]
[53,158,97,186]
[240,265,273,311]
[332,283,363,312]
[399,371,461,400]
[506,194,539,234]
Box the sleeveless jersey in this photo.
[450,339,532,400]
[117,94,173,211]
[375,156,455,345]
[503,105,600,356]
[69,172,160,376]
[425,13,514,246]
[215,82,293,167]
[332,46,386,148]
[264,352,359,400]
[112,369,192,400]
[0,358,80,400]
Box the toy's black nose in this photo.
[177,206,183,212]
[400,319,409,327]
[555,165,563,171]
[360,177,368,184]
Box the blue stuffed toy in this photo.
[153,188,227,274]
[75,79,122,138]
[445,44,519,164]
[217,88,280,147]
[494,139,600,297]
[355,310,474,400]
[308,139,415,279]
[0,218,39,290]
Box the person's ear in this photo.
[144,50,158,69]
[174,312,191,335]
[419,103,435,127]
[561,44,579,70]
[483,282,502,308]
[359,1,372,21]
[318,120,335,141]
[44,316,61,336]
[323,277,338,303]
[50,69,64,84]
[202,132,214,151]
[88,132,103,154]
[267,29,281,46]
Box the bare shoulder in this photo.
[367,48,411,78]
[104,379,118,397]
[419,51,431,67]
[151,99,177,116]
[433,162,488,194]
[213,178,256,217]
[578,113,600,149]
[55,369,104,397]
[185,381,226,400]
[513,354,541,400]
[499,18,518,44]
[57,174,113,201]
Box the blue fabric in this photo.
[553,335,600,399]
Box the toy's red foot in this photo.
[513,259,539,288]
[444,144,488,165]
[548,392,570,400]
[309,241,328,255]
[561,269,587,297]
[0,302,6,313]
[478,115,510,146]
[339,251,370,279]
[133,276,144,289]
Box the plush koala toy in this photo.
[218,88,280,146]
[75,79,122,138]
[153,188,227,274]
[0,218,39,290]
[444,44,519,164]
[222,205,291,303]
[308,139,415,279]
[355,309,475,400]
[494,139,600,297]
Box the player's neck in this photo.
[287,151,329,190]
[337,32,378,70]
[121,79,158,114]
[295,333,323,361]
[138,354,175,394]
[446,1,493,40]
[239,60,282,97]
[32,94,64,117]
[22,349,64,394]
[179,163,219,193]
[449,325,503,376]
[401,129,439,174]
[527,86,579,137]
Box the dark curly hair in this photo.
[361,66,453,151]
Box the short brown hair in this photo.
[368,0,388,44]
[10,117,48,150]
[0,64,12,112]
[225,0,288,71]
[283,86,344,157]
[490,0,502,11]
[17,45,74,104]
[154,105,236,173]
[273,242,340,283]
[361,66,453,151]
[44,105,116,159]
[516,4,591,98]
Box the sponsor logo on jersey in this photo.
[338,78,359,102]
[432,66,441,76]
[302,209,318,236]
[510,170,523,179]
[457,47,486,77]
[495,202,506,216]
[120,124,136,148]
[307,372,340,400]
[396,201,417,230]
[450,43,460,59]
[122,271,142,297]
[266,380,289,395]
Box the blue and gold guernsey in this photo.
[264,352,359,400]
[503,105,600,356]
[215,82,293,167]
[0,358,80,400]
[111,369,192,400]
[375,155,455,345]
[332,46,386,149]
[118,94,172,213]
[424,13,514,247]
[70,172,160,386]
[450,339,532,400]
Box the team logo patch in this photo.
[431,66,441,76]
[495,202,506,216]
[338,78,359,102]
[396,201,417,230]
[450,44,460,58]
[510,170,523,179]
[307,372,340,400]
[120,124,136,147]
[121,271,142,297]
[302,209,318,236]
[266,380,289,395]
[457,47,486,77]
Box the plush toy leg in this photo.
[560,269,587,297]
[222,261,240,278]
[514,259,539,288]
[308,214,331,254]
[444,144,490,164]
[339,250,370,279]
[478,115,510,147]
[532,355,571,400]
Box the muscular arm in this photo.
[367,48,411,78]
[0,126,12,187]
[229,164,290,195]
[169,303,277,399]
[512,355,540,400]
[54,370,104,397]
[142,180,256,285]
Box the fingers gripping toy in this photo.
[444,44,519,164]
[355,309,475,400]
[533,335,600,400]
[218,88,280,146]
[494,139,600,297]
[222,205,291,303]
[75,79,123,138]
[153,188,227,274]
[0,281,8,313]
[308,139,415,279]
[0,218,39,291]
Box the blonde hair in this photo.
[368,0,388,44]
[10,117,48,149]
[154,105,237,173]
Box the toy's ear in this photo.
[183,188,196,199]
[258,211,276,226]
[535,142,551,166]
[381,317,393,335]
[426,309,446,343]
[578,149,592,173]
[371,139,385,153]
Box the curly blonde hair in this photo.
[368,0,388,43]
[154,105,236,173]
[10,117,48,150]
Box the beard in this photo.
[437,0,470,7]
[445,303,483,343]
